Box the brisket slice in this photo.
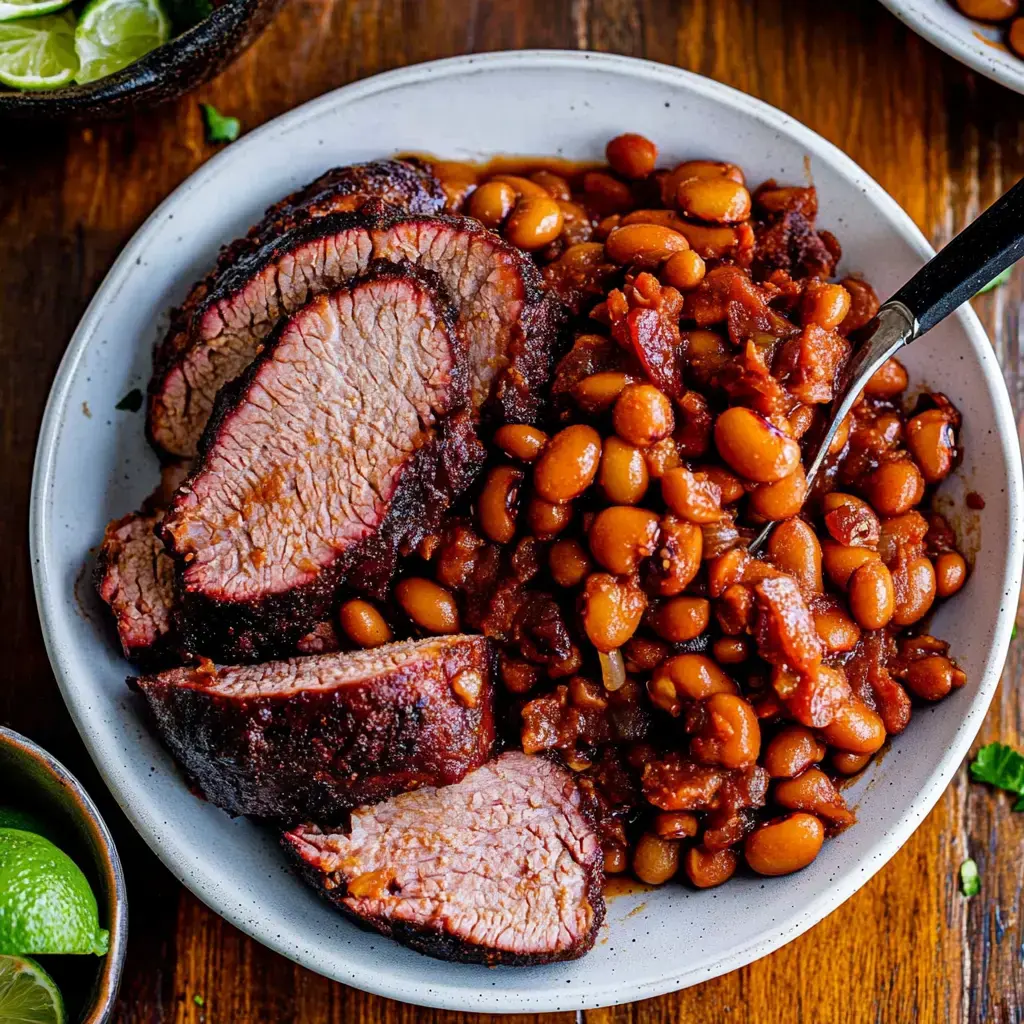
[149,202,566,460]
[161,262,482,661]
[96,512,177,666]
[149,159,446,459]
[132,635,495,822]
[283,752,604,965]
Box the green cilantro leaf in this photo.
[975,266,1013,296]
[194,994,205,1007]
[969,742,1024,808]
[959,858,980,897]
[115,388,143,412]
[201,104,240,145]
[1012,623,1018,641]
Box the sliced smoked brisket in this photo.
[160,262,481,660]
[282,752,604,965]
[148,159,446,459]
[132,634,495,822]
[96,512,177,666]
[148,203,565,460]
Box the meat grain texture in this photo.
[161,263,482,660]
[133,635,495,822]
[283,752,605,964]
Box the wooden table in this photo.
[3,1,1023,1020]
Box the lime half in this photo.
[0,11,77,90]
[0,956,65,1024]
[0,808,49,836]
[74,0,168,84]
[0,0,72,23]
[0,829,109,957]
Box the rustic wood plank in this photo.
[1,0,1022,1021]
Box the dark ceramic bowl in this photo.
[0,726,127,1024]
[0,0,283,121]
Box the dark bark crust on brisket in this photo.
[162,260,482,662]
[282,752,605,965]
[132,635,496,823]
[148,159,446,459]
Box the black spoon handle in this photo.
[889,175,1024,336]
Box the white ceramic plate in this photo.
[31,51,1023,1012]
[880,0,1024,94]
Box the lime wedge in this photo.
[0,956,65,1024]
[74,0,168,85]
[0,0,72,22]
[0,829,109,957]
[0,11,77,90]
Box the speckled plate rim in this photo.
[30,50,1024,1012]
[878,0,1024,95]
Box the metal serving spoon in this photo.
[747,175,1024,555]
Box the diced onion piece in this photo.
[600,648,627,692]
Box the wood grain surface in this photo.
[1,1,1022,1021]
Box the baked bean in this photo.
[744,813,825,876]
[533,424,602,503]
[1011,16,1024,57]
[861,459,926,516]
[788,403,815,440]
[477,465,523,544]
[864,357,909,398]
[525,495,574,538]
[774,768,855,827]
[821,699,886,754]
[955,0,1018,18]
[892,555,936,625]
[848,561,896,630]
[581,572,647,651]
[643,437,681,478]
[763,725,826,778]
[613,383,675,447]
[906,655,957,701]
[674,220,741,259]
[606,133,658,179]
[655,654,738,704]
[685,846,738,888]
[801,281,852,329]
[489,173,549,198]
[700,465,745,504]
[493,424,548,462]
[768,518,823,594]
[714,407,801,483]
[649,516,703,595]
[821,539,881,588]
[934,551,968,597]
[588,506,661,574]
[573,371,636,413]
[838,277,880,335]
[632,832,680,885]
[660,160,744,206]
[556,200,593,245]
[467,180,517,228]
[549,538,593,588]
[558,241,607,272]
[650,596,711,643]
[504,195,564,250]
[431,160,479,208]
[813,605,861,653]
[676,176,752,224]
[605,223,689,268]
[599,436,650,505]
[662,467,723,523]
[653,811,699,840]
[691,692,761,768]
[662,248,706,290]
[530,169,572,200]
[338,599,393,648]
[395,578,460,634]
[712,636,749,665]
[906,409,956,483]
[877,511,929,564]
[748,465,808,521]
[831,750,872,775]
[685,329,731,384]
[582,170,635,213]
[621,208,691,230]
